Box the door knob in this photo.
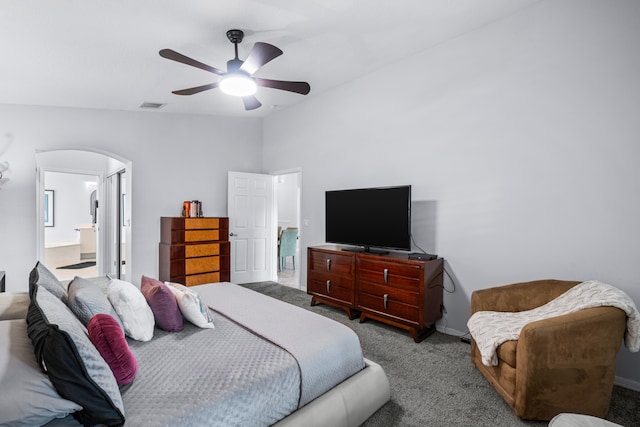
[229,232,237,236]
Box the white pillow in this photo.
[165,282,215,329]
[107,279,155,341]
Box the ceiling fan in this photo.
[159,29,311,111]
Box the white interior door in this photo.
[227,171,275,284]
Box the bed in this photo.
[0,263,390,427]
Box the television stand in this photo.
[307,245,444,342]
[340,246,389,255]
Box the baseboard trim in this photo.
[615,376,640,392]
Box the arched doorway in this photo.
[35,149,132,281]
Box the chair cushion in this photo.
[496,340,517,368]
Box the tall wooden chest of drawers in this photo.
[159,217,230,286]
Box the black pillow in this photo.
[27,283,125,426]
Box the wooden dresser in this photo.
[307,245,444,342]
[159,217,230,286]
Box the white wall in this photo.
[44,171,97,246]
[0,104,262,292]
[263,0,640,386]
[277,173,300,230]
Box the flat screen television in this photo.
[325,185,411,253]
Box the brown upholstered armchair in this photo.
[470,279,627,421]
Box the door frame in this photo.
[269,167,303,285]
[35,148,133,281]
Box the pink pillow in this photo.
[140,276,183,332]
[87,314,138,386]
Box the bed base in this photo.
[275,358,390,427]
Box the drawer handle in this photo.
[383,268,389,284]
[326,259,331,272]
[383,294,389,310]
[326,280,331,293]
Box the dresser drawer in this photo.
[308,250,354,276]
[185,229,219,242]
[357,259,422,291]
[185,272,220,287]
[185,243,220,258]
[185,256,220,275]
[185,217,219,229]
[308,270,354,289]
[308,278,353,303]
[358,281,419,306]
[357,292,420,324]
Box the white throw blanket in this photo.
[468,281,640,366]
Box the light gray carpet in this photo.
[241,281,640,427]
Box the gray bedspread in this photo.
[120,313,300,426]
[194,282,365,407]
[46,282,365,427]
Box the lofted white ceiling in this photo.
[0,0,540,117]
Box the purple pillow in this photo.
[87,314,138,386]
[140,276,183,332]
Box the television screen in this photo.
[325,185,411,252]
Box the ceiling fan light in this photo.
[220,74,257,97]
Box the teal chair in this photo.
[279,228,298,271]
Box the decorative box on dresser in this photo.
[159,217,230,286]
[307,245,444,342]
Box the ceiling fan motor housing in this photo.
[227,58,244,73]
[226,29,245,44]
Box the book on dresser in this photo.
[159,217,230,286]
[307,245,444,342]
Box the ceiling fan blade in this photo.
[159,49,225,76]
[172,82,219,96]
[242,95,262,111]
[239,42,283,75]
[254,78,311,95]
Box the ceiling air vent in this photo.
[139,102,166,109]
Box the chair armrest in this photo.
[470,279,580,314]
[515,306,626,416]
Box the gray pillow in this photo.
[0,319,82,426]
[0,292,29,320]
[29,261,68,303]
[67,276,124,331]
[27,284,125,425]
